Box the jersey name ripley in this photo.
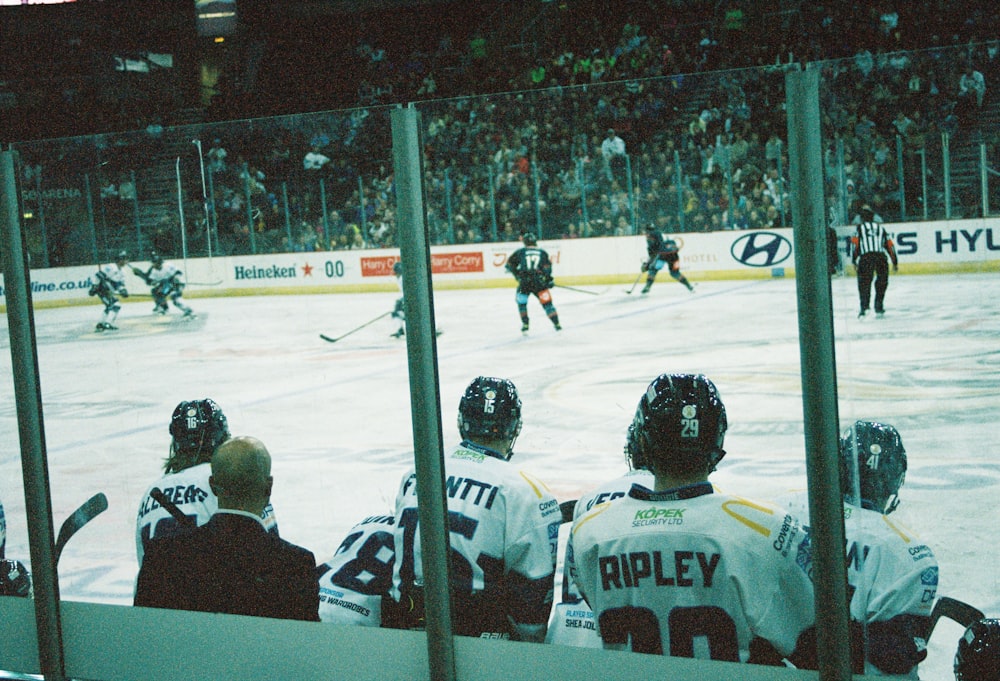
[599,550,721,591]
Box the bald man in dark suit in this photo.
[135,436,319,621]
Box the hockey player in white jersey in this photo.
[317,513,395,626]
[778,420,937,677]
[135,399,278,567]
[132,252,194,317]
[387,376,562,642]
[546,453,653,648]
[567,373,818,667]
[88,250,130,331]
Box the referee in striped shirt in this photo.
[851,205,898,317]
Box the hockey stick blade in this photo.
[149,487,197,528]
[926,596,985,640]
[55,492,109,564]
[625,272,644,294]
[185,280,224,287]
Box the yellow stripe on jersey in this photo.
[518,470,552,498]
[721,497,776,537]
[881,514,914,543]
[572,502,614,536]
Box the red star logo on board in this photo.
[301,263,314,276]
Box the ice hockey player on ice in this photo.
[132,252,194,318]
[88,250,130,331]
[641,225,694,294]
[505,232,562,333]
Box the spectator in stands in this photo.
[958,63,986,110]
[303,144,331,172]
[600,128,627,185]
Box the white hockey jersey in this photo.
[97,263,126,292]
[568,482,816,664]
[547,469,654,648]
[148,262,183,288]
[317,514,395,626]
[390,441,561,641]
[135,462,278,566]
[777,491,937,677]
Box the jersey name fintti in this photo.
[401,474,500,509]
[599,550,721,590]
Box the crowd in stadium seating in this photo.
[181,0,998,255]
[12,1,995,258]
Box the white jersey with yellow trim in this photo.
[390,441,561,640]
[776,491,937,677]
[547,469,654,648]
[567,482,815,662]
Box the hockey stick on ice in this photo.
[184,280,224,287]
[320,311,392,343]
[54,492,109,565]
[625,271,644,294]
[555,284,599,296]
[926,596,985,640]
[149,487,197,528]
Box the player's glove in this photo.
[119,288,129,298]
[641,260,650,272]
[88,284,98,296]
[545,278,555,289]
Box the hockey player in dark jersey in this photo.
[390,260,405,338]
[641,225,694,294]
[505,232,561,333]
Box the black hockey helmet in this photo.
[0,559,31,598]
[167,399,230,472]
[521,232,537,247]
[839,420,906,514]
[626,373,727,474]
[151,251,164,267]
[457,376,522,457]
[955,618,1000,681]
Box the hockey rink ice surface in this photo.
[2,271,998,679]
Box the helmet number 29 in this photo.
[681,418,700,439]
